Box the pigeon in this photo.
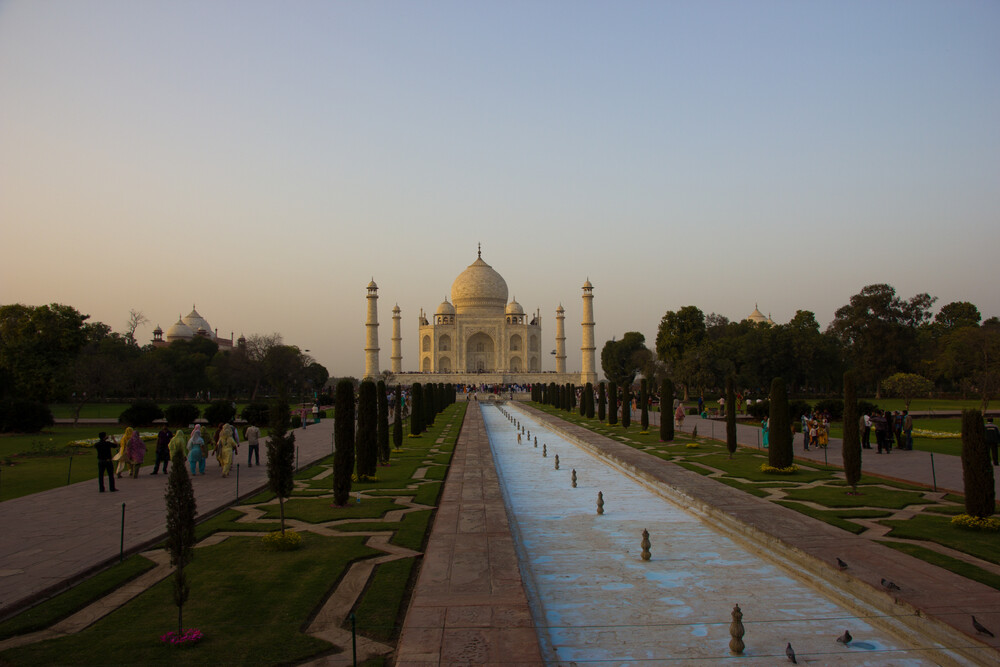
[881,578,901,592]
[972,616,994,637]
[836,557,848,570]
[836,630,853,644]
[785,642,797,663]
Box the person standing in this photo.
[188,425,206,475]
[245,423,260,467]
[151,424,172,475]
[126,430,146,478]
[217,424,237,477]
[95,432,117,493]
[873,410,890,454]
[761,417,769,449]
[168,429,187,464]
[901,410,914,450]
[985,417,1000,466]
[861,412,872,449]
[114,427,133,478]
[674,403,685,430]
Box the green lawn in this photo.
[0,402,467,665]
[880,514,1000,565]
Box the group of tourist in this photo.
[95,422,262,492]
[800,414,831,451]
[859,409,914,454]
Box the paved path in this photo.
[395,402,543,666]
[0,420,335,618]
[640,409,1000,496]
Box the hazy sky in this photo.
[2,1,998,378]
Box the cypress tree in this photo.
[640,379,649,432]
[356,380,378,479]
[660,379,675,441]
[332,380,354,506]
[550,382,557,407]
[579,384,586,416]
[608,381,618,425]
[376,380,390,465]
[842,371,861,494]
[410,383,424,436]
[570,383,577,411]
[268,397,296,529]
[961,409,996,517]
[392,385,403,450]
[598,382,607,422]
[725,376,737,459]
[165,446,196,635]
[585,382,595,419]
[768,377,793,469]
[425,383,436,427]
[621,383,631,429]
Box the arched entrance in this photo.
[465,332,495,372]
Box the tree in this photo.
[961,410,996,518]
[725,377,737,459]
[392,385,403,450]
[356,380,378,479]
[827,284,936,394]
[124,309,148,347]
[880,373,933,410]
[768,378,792,469]
[598,382,606,422]
[585,382,595,419]
[608,381,618,425]
[376,380,390,465]
[640,379,649,432]
[938,324,1000,412]
[165,447,196,635]
[621,383,631,429]
[842,371,861,494]
[425,383,436,427]
[601,332,647,386]
[0,303,89,401]
[410,383,424,436]
[267,398,296,532]
[332,380,355,506]
[660,378,674,442]
[933,301,981,335]
[655,306,707,398]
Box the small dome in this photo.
[450,252,508,315]
[392,303,401,313]
[165,317,194,341]
[367,279,378,290]
[556,304,565,313]
[747,304,768,324]
[506,298,524,315]
[582,278,593,289]
[436,298,456,315]
[182,306,213,338]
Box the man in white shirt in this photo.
[245,424,261,467]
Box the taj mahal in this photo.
[364,248,597,386]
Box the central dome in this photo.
[450,254,508,315]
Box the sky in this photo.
[2,1,998,378]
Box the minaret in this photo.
[364,279,380,380]
[391,304,402,374]
[581,279,597,385]
[555,304,566,374]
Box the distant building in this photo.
[746,304,776,326]
[151,305,240,350]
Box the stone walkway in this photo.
[0,419,336,618]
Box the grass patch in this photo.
[775,501,891,534]
[714,477,770,498]
[421,465,448,481]
[352,558,416,643]
[782,485,927,509]
[878,541,1000,591]
[0,534,374,666]
[193,509,274,541]
[390,510,431,551]
[413,482,442,506]
[0,555,156,641]
[880,514,1000,565]
[260,497,401,523]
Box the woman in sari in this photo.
[674,404,685,430]
[187,425,206,475]
[126,430,146,479]
[217,424,237,477]
[761,417,770,449]
[168,429,187,467]
[114,427,134,478]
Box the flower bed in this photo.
[950,514,1000,532]
[161,628,203,647]
[262,530,303,551]
[759,463,799,475]
[912,428,960,439]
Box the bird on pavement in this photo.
[881,578,901,592]
[785,642,797,663]
[836,630,853,644]
[836,557,848,570]
[972,616,994,637]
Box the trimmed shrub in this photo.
[203,400,236,425]
[333,379,355,506]
[842,371,861,492]
[768,378,793,469]
[267,398,296,531]
[598,382,606,422]
[165,404,200,427]
[585,382,595,419]
[640,379,649,432]
[290,415,302,428]
[410,383,424,436]
[0,399,54,433]
[376,380,390,465]
[392,385,403,450]
[961,409,996,518]
[788,399,812,421]
[659,379,674,442]
[608,381,618,426]
[356,380,378,479]
[118,399,164,427]
[621,384,631,429]
[813,398,844,420]
[725,377,736,458]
